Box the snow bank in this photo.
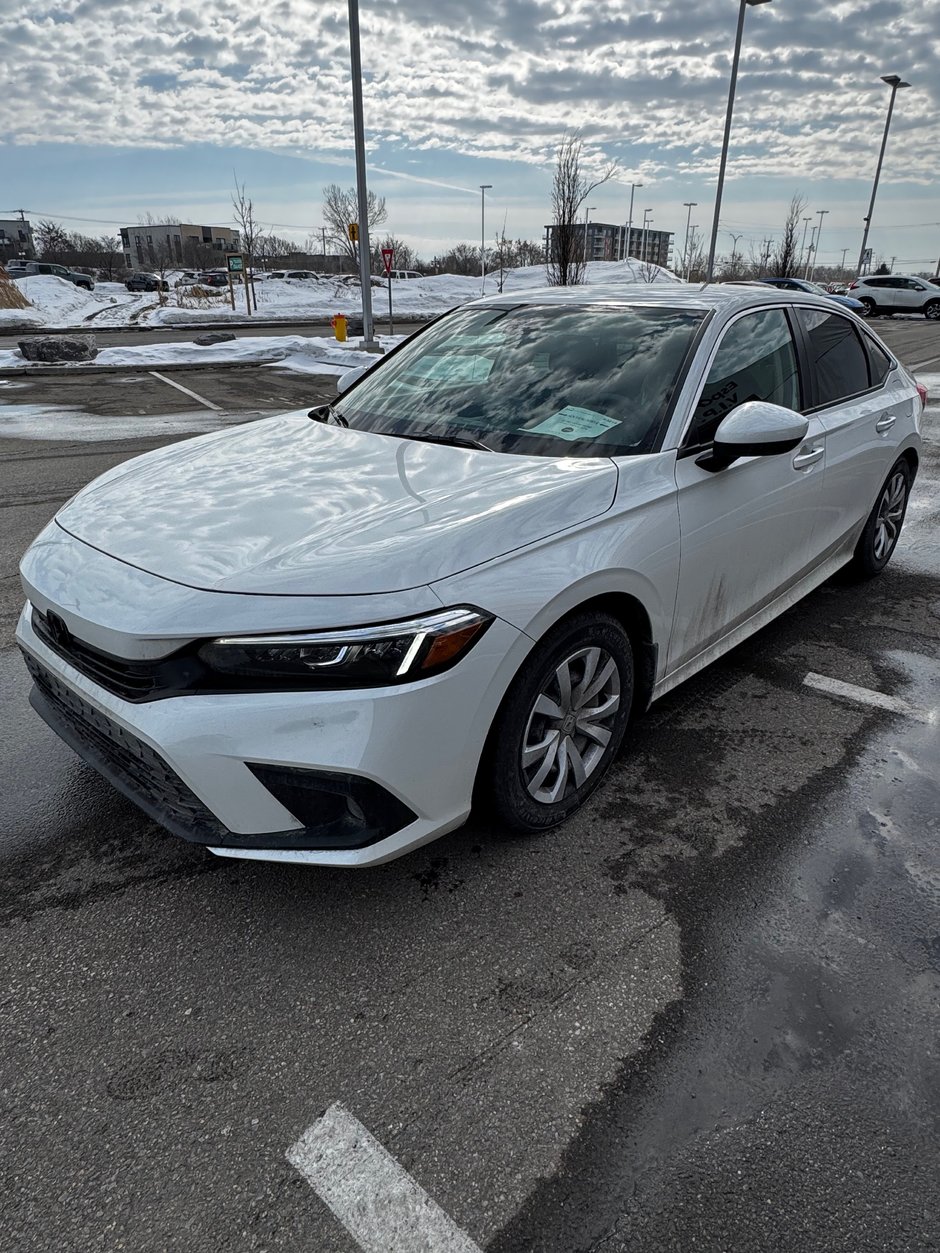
[0,333,404,373]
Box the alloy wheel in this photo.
[521,645,621,804]
[873,470,907,561]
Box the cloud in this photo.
[0,0,936,191]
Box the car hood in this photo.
[56,412,617,595]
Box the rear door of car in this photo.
[794,307,914,554]
[669,305,827,671]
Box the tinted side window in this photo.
[686,309,800,446]
[863,334,894,387]
[797,308,870,406]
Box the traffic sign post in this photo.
[382,247,394,335]
[227,253,251,315]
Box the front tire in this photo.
[849,458,911,579]
[925,300,940,321]
[484,613,633,833]
[858,297,877,318]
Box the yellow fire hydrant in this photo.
[331,314,347,343]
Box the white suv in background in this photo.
[848,274,940,319]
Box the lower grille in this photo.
[23,652,229,844]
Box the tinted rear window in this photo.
[797,308,869,406]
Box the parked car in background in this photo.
[17,285,924,868]
[761,277,863,312]
[7,261,95,291]
[927,276,940,288]
[194,271,229,288]
[125,273,169,293]
[265,269,319,281]
[847,274,940,319]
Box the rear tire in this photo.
[848,458,911,579]
[483,613,633,834]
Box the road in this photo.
[1,323,938,1252]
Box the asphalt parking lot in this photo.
[1,321,939,1252]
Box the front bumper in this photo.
[16,603,528,867]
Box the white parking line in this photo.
[286,1103,483,1253]
[148,370,223,411]
[803,672,936,724]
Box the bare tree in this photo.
[547,132,617,286]
[770,194,806,278]
[322,184,387,268]
[231,174,259,308]
[231,176,261,261]
[685,228,707,283]
[371,234,417,272]
[35,219,71,261]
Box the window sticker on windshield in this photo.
[408,355,494,383]
[523,406,621,441]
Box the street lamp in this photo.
[642,209,652,264]
[705,0,772,282]
[727,230,743,278]
[808,208,828,281]
[856,75,911,277]
[799,215,812,272]
[682,202,697,280]
[584,205,596,268]
[480,184,492,295]
[347,0,378,350]
[624,182,643,261]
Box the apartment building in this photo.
[120,223,241,270]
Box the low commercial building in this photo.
[0,217,35,260]
[119,223,241,270]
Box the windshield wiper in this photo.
[395,430,492,452]
[307,404,348,427]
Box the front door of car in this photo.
[669,307,826,673]
[896,277,931,311]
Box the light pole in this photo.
[624,182,643,260]
[347,0,379,350]
[705,0,772,282]
[480,184,492,295]
[641,209,652,264]
[857,74,911,278]
[584,205,596,269]
[799,215,812,272]
[809,208,828,281]
[682,201,697,280]
[840,247,849,277]
[803,224,818,280]
[727,230,743,278]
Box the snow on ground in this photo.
[1,260,683,331]
[0,334,403,374]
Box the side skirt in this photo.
[650,548,851,704]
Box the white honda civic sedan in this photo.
[17,286,925,867]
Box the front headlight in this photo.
[197,607,493,688]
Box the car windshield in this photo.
[334,303,705,457]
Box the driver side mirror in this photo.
[336,366,366,395]
[696,400,809,472]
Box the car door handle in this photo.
[792,446,824,470]
[875,414,896,433]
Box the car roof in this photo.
[476,281,835,316]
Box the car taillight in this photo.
[915,383,928,412]
[847,281,859,289]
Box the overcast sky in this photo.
[1,0,938,272]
